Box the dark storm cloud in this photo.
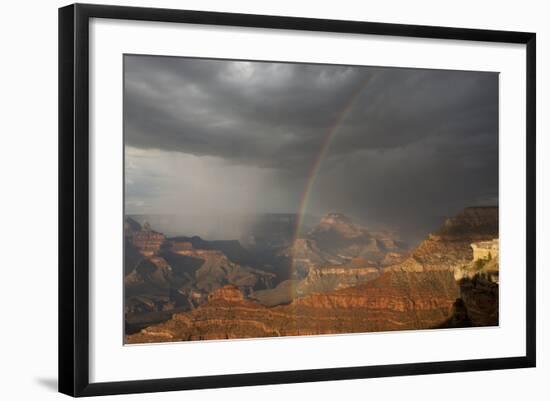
[125,56,372,169]
[124,55,498,241]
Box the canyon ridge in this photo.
[124,207,499,343]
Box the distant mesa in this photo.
[313,212,364,239]
[306,212,407,264]
[437,206,498,239]
[129,221,166,257]
[171,241,194,253]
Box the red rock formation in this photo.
[296,265,380,295]
[389,207,498,273]
[207,285,245,303]
[126,269,460,343]
[124,207,499,343]
[130,222,166,257]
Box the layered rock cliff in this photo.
[295,265,380,295]
[389,207,498,273]
[251,264,381,306]
[125,207,500,342]
[307,213,407,264]
[126,269,460,343]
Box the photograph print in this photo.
[123,55,499,344]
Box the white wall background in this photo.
[0,0,547,399]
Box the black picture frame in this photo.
[59,3,536,397]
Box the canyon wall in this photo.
[125,207,499,343]
[126,269,460,343]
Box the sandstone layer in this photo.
[126,269,460,343]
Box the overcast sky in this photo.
[124,55,498,242]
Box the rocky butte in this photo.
[389,207,498,273]
[251,213,407,306]
[307,212,407,264]
[125,206,499,343]
[128,221,166,257]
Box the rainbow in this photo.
[289,74,375,282]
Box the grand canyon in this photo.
[124,206,499,343]
[123,56,499,344]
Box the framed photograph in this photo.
[58,3,536,397]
